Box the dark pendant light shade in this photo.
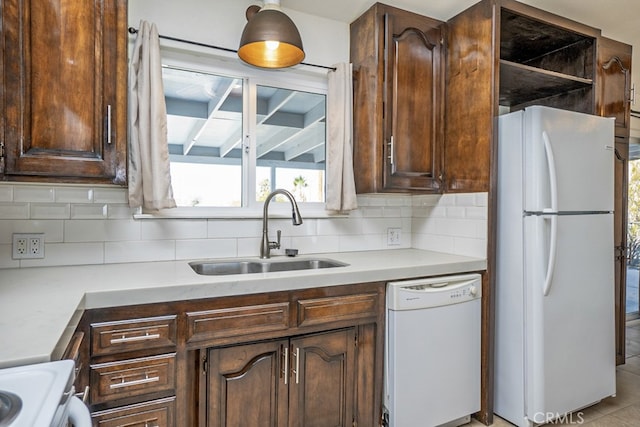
[238,1,305,69]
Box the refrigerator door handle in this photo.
[541,131,558,296]
[542,214,558,296]
[542,131,558,212]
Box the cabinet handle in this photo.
[388,136,394,165]
[106,104,112,145]
[293,347,300,385]
[110,331,160,344]
[109,372,160,390]
[282,345,289,385]
[631,83,636,105]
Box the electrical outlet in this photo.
[387,228,402,246]
[12,233,45,259]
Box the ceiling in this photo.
[281,0,639,46]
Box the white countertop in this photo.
[0,249,486,369]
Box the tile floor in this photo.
[469,320,640,426]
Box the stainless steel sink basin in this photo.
[0,391,21,427]
[189,258,348,276]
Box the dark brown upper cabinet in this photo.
[445,0,600,193]
[597,37,633,140]
[0,0,127,184]
[351,3,445,193]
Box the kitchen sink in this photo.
[189,257,349,276]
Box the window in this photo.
[161,57,327,213]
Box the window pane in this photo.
[254,85,326,203]
[163,67,243,207]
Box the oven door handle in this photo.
[67,395,92,427]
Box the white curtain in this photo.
[325,62,358,212]
[128,21,176,210]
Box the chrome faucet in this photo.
[261,189,303,259]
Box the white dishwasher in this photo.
[385,273,482,427]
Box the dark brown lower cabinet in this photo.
[71,282,385,427]
[207,329,356,427]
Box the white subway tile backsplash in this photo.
[453,236,487,258]
[316,217,363,236]
[236,237,262,258]
[0,186,13,202]
[21,242,104,267]
[93,188,128,204]
[454,193,476,206]
[208,219,261,238]
[105,219,141,241]
[13,186,54,202]
[64,220,107,242]
[175,239,238,260]
[339,233,384,252]
[289,235,340,255]
[0,245,19,269]
[0,203,30,219]
[105,240,175,263]
[0,185,488,268]
[107,204,137,219]
[445,206,467,219]
[55,187,93,203]
[30,203,71,219]
[360,207,384,218]
[71,204,108,219]
[141,219,207,240]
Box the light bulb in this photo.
[265,40,280,51]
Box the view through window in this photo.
[163,66,327,208]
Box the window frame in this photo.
[138,47,335,219]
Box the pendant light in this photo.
[238,0,305,69]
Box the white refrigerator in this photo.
[495,106,616,426]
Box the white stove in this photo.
[0,360,91,427]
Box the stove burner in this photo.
[0,391,21,427]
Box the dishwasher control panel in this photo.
[387,273,482,311]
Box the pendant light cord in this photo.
[128,27,336,71]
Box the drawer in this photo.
[91,316,177,356]
[296,292,379,327]
[90,354,176,405]
[186,302,289,343]
[92,396,175,427]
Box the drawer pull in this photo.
[109,372,160,390]
[110,331,161,344]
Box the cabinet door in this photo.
[597,37,633,139]
[383,12,444,191]
[207,340,289,427]
[288,329,356,427]
[1,0,127,184]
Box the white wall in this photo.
[127,0,350,71]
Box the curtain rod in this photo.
[128,27,336,71]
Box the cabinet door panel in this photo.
[597,37,632,139]
[208,340,289,427]
[384,14,444,191]
[1,0,126,183]
[288,329,355,427]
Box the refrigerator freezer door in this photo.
[523,106,614,213]
[524,213,616,423]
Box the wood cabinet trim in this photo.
[91,315,177,356]
[185,302,290,344]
